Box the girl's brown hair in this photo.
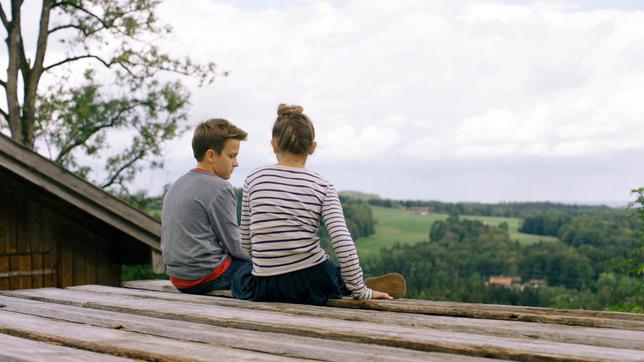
[272,104,315,155]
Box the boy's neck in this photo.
[276,152,307,168]
[195,162,215,173]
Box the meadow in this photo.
[355,206,558,258]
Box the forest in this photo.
[123,188,643,312]
[342,192,643,312]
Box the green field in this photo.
[355,206,558,258]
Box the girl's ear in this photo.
[308,141,317,155]
[271,138,279,154]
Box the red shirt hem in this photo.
[170,258,232,289]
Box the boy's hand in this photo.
[372,290,393,299]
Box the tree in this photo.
[626,188,644,277]
[1,0,218,192]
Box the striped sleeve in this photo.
[240,178,252,257]
[321,186,373,300]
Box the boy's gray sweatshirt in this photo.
[161,169,250,280]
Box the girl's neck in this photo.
[276,152,308,169]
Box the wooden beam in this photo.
[151,250,165,274]
[0,294,467,362]
[0,309,303,361]
[0,269,55,278]
[75,284,644,351]
[0,333,131,362]
[121,279,644,330]
[4,288,644,361]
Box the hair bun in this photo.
[277,104,304,116]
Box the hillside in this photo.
[355,206,558,258]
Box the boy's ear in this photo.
[308,141,317,155]
[204,149,216,161]
[271,138,279,154]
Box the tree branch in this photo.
[53,1,162,39]
[44,54,113,72]
[0,79,6,88]
[6,0,23,144]
[55,102,142,162]
[18,34,30,79]
[48,23,86,35]
[49,22,108,37]
[54,1,110,29]
[0,107,8,123]
[101,150,146,189]
[32,0,52,77]
[20,0,52,148]
[0,4,9,31]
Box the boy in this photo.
[161,118,251,295]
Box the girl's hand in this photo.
[372,290,393,299]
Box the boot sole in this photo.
[365,272,406,299]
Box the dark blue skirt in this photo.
[232,259,350,305]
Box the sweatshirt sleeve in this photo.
[240,178,252,257]
[207,184,251,262]
[321,185,372,300]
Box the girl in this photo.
[232,104,404,305]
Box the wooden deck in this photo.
[0,280,643,361]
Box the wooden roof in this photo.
[0,133,160,251]
[0,280,643,361]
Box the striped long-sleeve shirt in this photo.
[240,165,372,300]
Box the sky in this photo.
[8,0,644,204]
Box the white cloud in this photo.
[317,124,400,160]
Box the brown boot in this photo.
[365,272,406,299]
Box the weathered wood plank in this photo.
[0,309,305,361]
[0,188,8,288]
[4,288,644,361]
[151,250,165,274]
[96,238,112,286]
[74,284,644,351]
[0,332,134,361]
[6,186,17,256]
[85,232,97,284]
[122,279,644,330]
[0,294,486,362]
[0,185,8,255]
[328,299,644,327]
[72,226,87,286]
[41,208,56,288]
[0,256,8,290]
[59,235,73,288]
[15,196,32,289]
[0,190,7,288]
[382,298,644,321]
[109,263,121,287]
[123,279,232,296]
[0,186,9,285]
[29,201,43,288]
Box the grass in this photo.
[355,206,558,258]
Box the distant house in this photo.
[0,133,162,290]
[487,276,546,290]
[407,206,430,215]
[488,275,522,287]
